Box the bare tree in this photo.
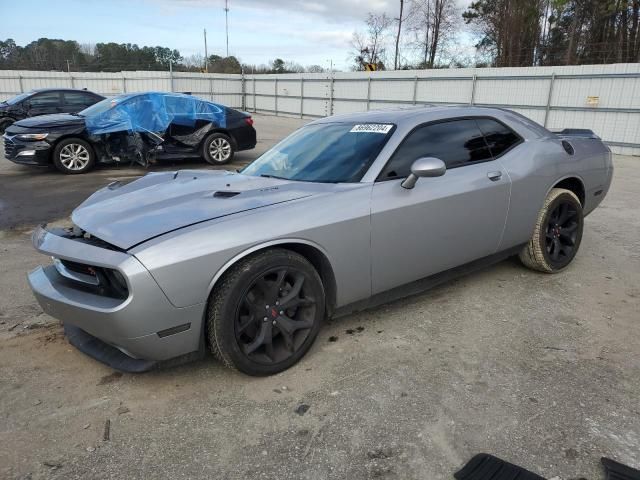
[284,61,305,73]
[351,13,393,70]
[305,64,325,73]
[394,0,406,69]
[79,43,96,56]
[408,0,459,68]
[182,53,204,70]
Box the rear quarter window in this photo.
[64,92,99,106]
[474,118,522,157]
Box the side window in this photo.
[379,119,492,179]
[28,92,61,107]
[64,92,96,106]
[475,118,521,157]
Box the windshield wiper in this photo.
[260,174,290,180]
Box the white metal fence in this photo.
[0,71,245,111]
[1,63,639,155]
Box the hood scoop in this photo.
[213,190,240,198]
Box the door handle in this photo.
[487,171,502,181]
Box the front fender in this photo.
[204,237,334,300]
[130,185,373,309]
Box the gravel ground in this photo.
[0,114,638,480]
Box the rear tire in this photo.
[519,188,584,273]
[53,138,95,174]
[202,132,235,165]
[206,249,325,376]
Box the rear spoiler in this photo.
[552,128,600,139]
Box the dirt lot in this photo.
[1,114,639,480]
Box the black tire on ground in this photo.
[52,137,96,174]
[202,132,235,165]
[0,118,14,134]
[519,187,584,273]
[207,249,325,376]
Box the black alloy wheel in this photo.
[544,200,580,268]
[519,187,584,273]
[235,267,317,365]
[207,249,325,375]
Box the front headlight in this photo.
[16,133,48,141]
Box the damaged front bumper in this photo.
[27,225,205,371]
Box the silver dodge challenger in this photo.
[28,106,613,375]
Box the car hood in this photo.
[72,170,332,250]
[15,113,85,129]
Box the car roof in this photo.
[31,88,100,93]
[310,104,551,146]
[107,91,228,110]
[310,105,520,127]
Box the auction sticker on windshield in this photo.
[349,124,393,134]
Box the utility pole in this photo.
[204,28,208,72]
[169,60,174,92]
[224,0,229,57]
[394,0,404,70]
[66,59,71,72]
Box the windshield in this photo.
[79,95,131,117]
[242,122,395,183]
[5,92,33,105]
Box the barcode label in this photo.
[349,124,393,134]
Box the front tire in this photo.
[0,118,14,134]
[52,138,95,174]
[519,188,584,273]
[207,249,325,376]
[202,132,235,165]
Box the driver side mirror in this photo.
[401,157,446,189]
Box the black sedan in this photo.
[0,88,104,133]
[3,92,257,174]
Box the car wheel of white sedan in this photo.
[207,249,325,376]
[203,132,235,165]
[519,188,584,273]
[53,138,95,174]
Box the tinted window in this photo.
[475,118,521,157]
[64,91,96,106]
[5,92,33,105]
[379,119,492,179]
[242,122,395,183]
[29,92,60,107]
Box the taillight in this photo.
[245,117,254,127]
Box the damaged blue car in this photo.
[2,92,256,174]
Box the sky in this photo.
[0,0,474,71]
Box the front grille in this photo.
[3,137,18,158]
[60,259,97,276]
[57,259,129,300]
